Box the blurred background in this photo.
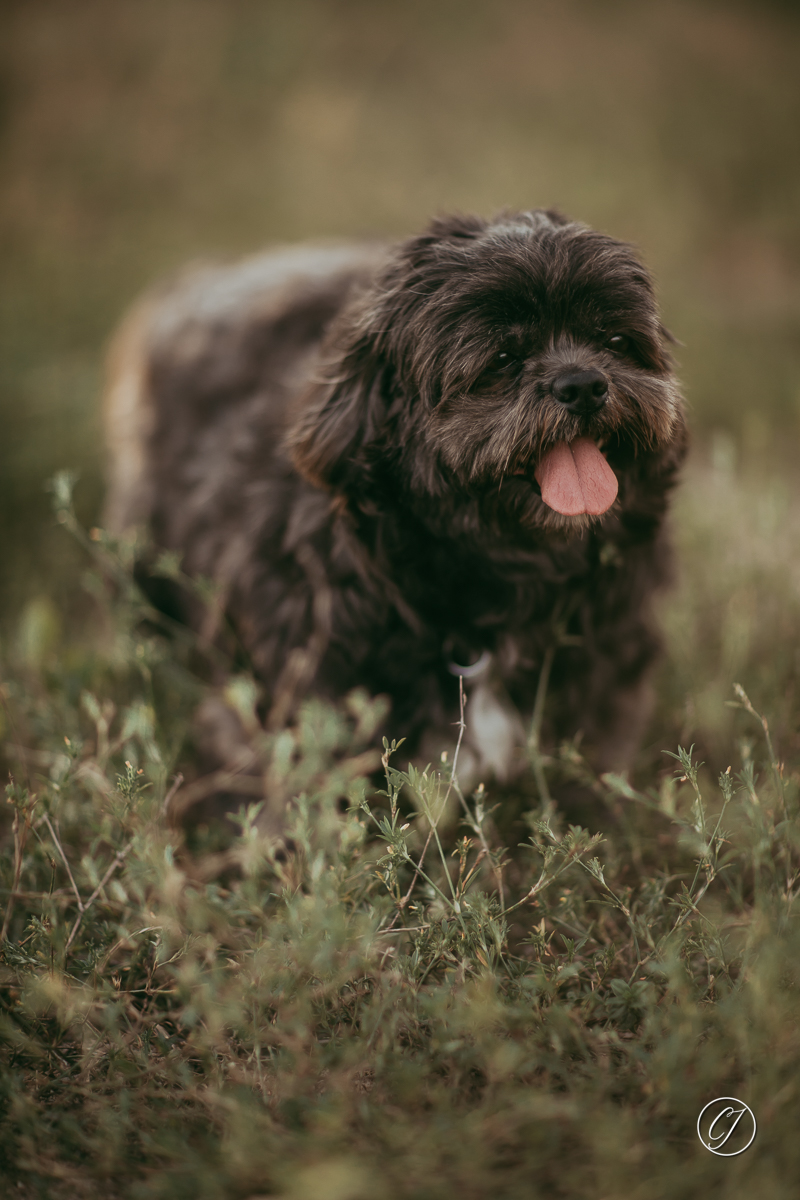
[1,0,799,763]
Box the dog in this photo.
[104,209,686,809]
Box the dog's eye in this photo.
[486,350,518,374]
[607,335,630,354]
[475,345,524,390]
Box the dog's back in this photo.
[104,242,382,545]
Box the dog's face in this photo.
[291,211,686,538]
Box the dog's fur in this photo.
[104,210,686,793]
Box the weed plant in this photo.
[1,479,799,1199]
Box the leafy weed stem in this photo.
[734,682,787,820]
[527,645,555,816]
[670,747,732,928]
[380,674,475,930]
[573,855,646,975]
[503,825,602,916]
[42,812,84,914]
[49,472,230,673]
[449,676,506,908]
[64,840,134,954]
[0,786,37,942]
[501,859,574,916]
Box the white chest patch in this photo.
[416,649,527,791]
[461,678,525,785]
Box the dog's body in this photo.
[105,211,686,788]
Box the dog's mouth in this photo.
[515,438,618,516]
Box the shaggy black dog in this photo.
[104,209,686,798]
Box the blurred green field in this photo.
[2,3,800,1196]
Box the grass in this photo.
[1,468,800,1199]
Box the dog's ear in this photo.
[289,327,390,493]
[291,216,491,491]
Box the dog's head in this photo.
[290,210,686,538]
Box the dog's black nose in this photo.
[552,369,609,413]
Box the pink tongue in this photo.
[534,438,618,516]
